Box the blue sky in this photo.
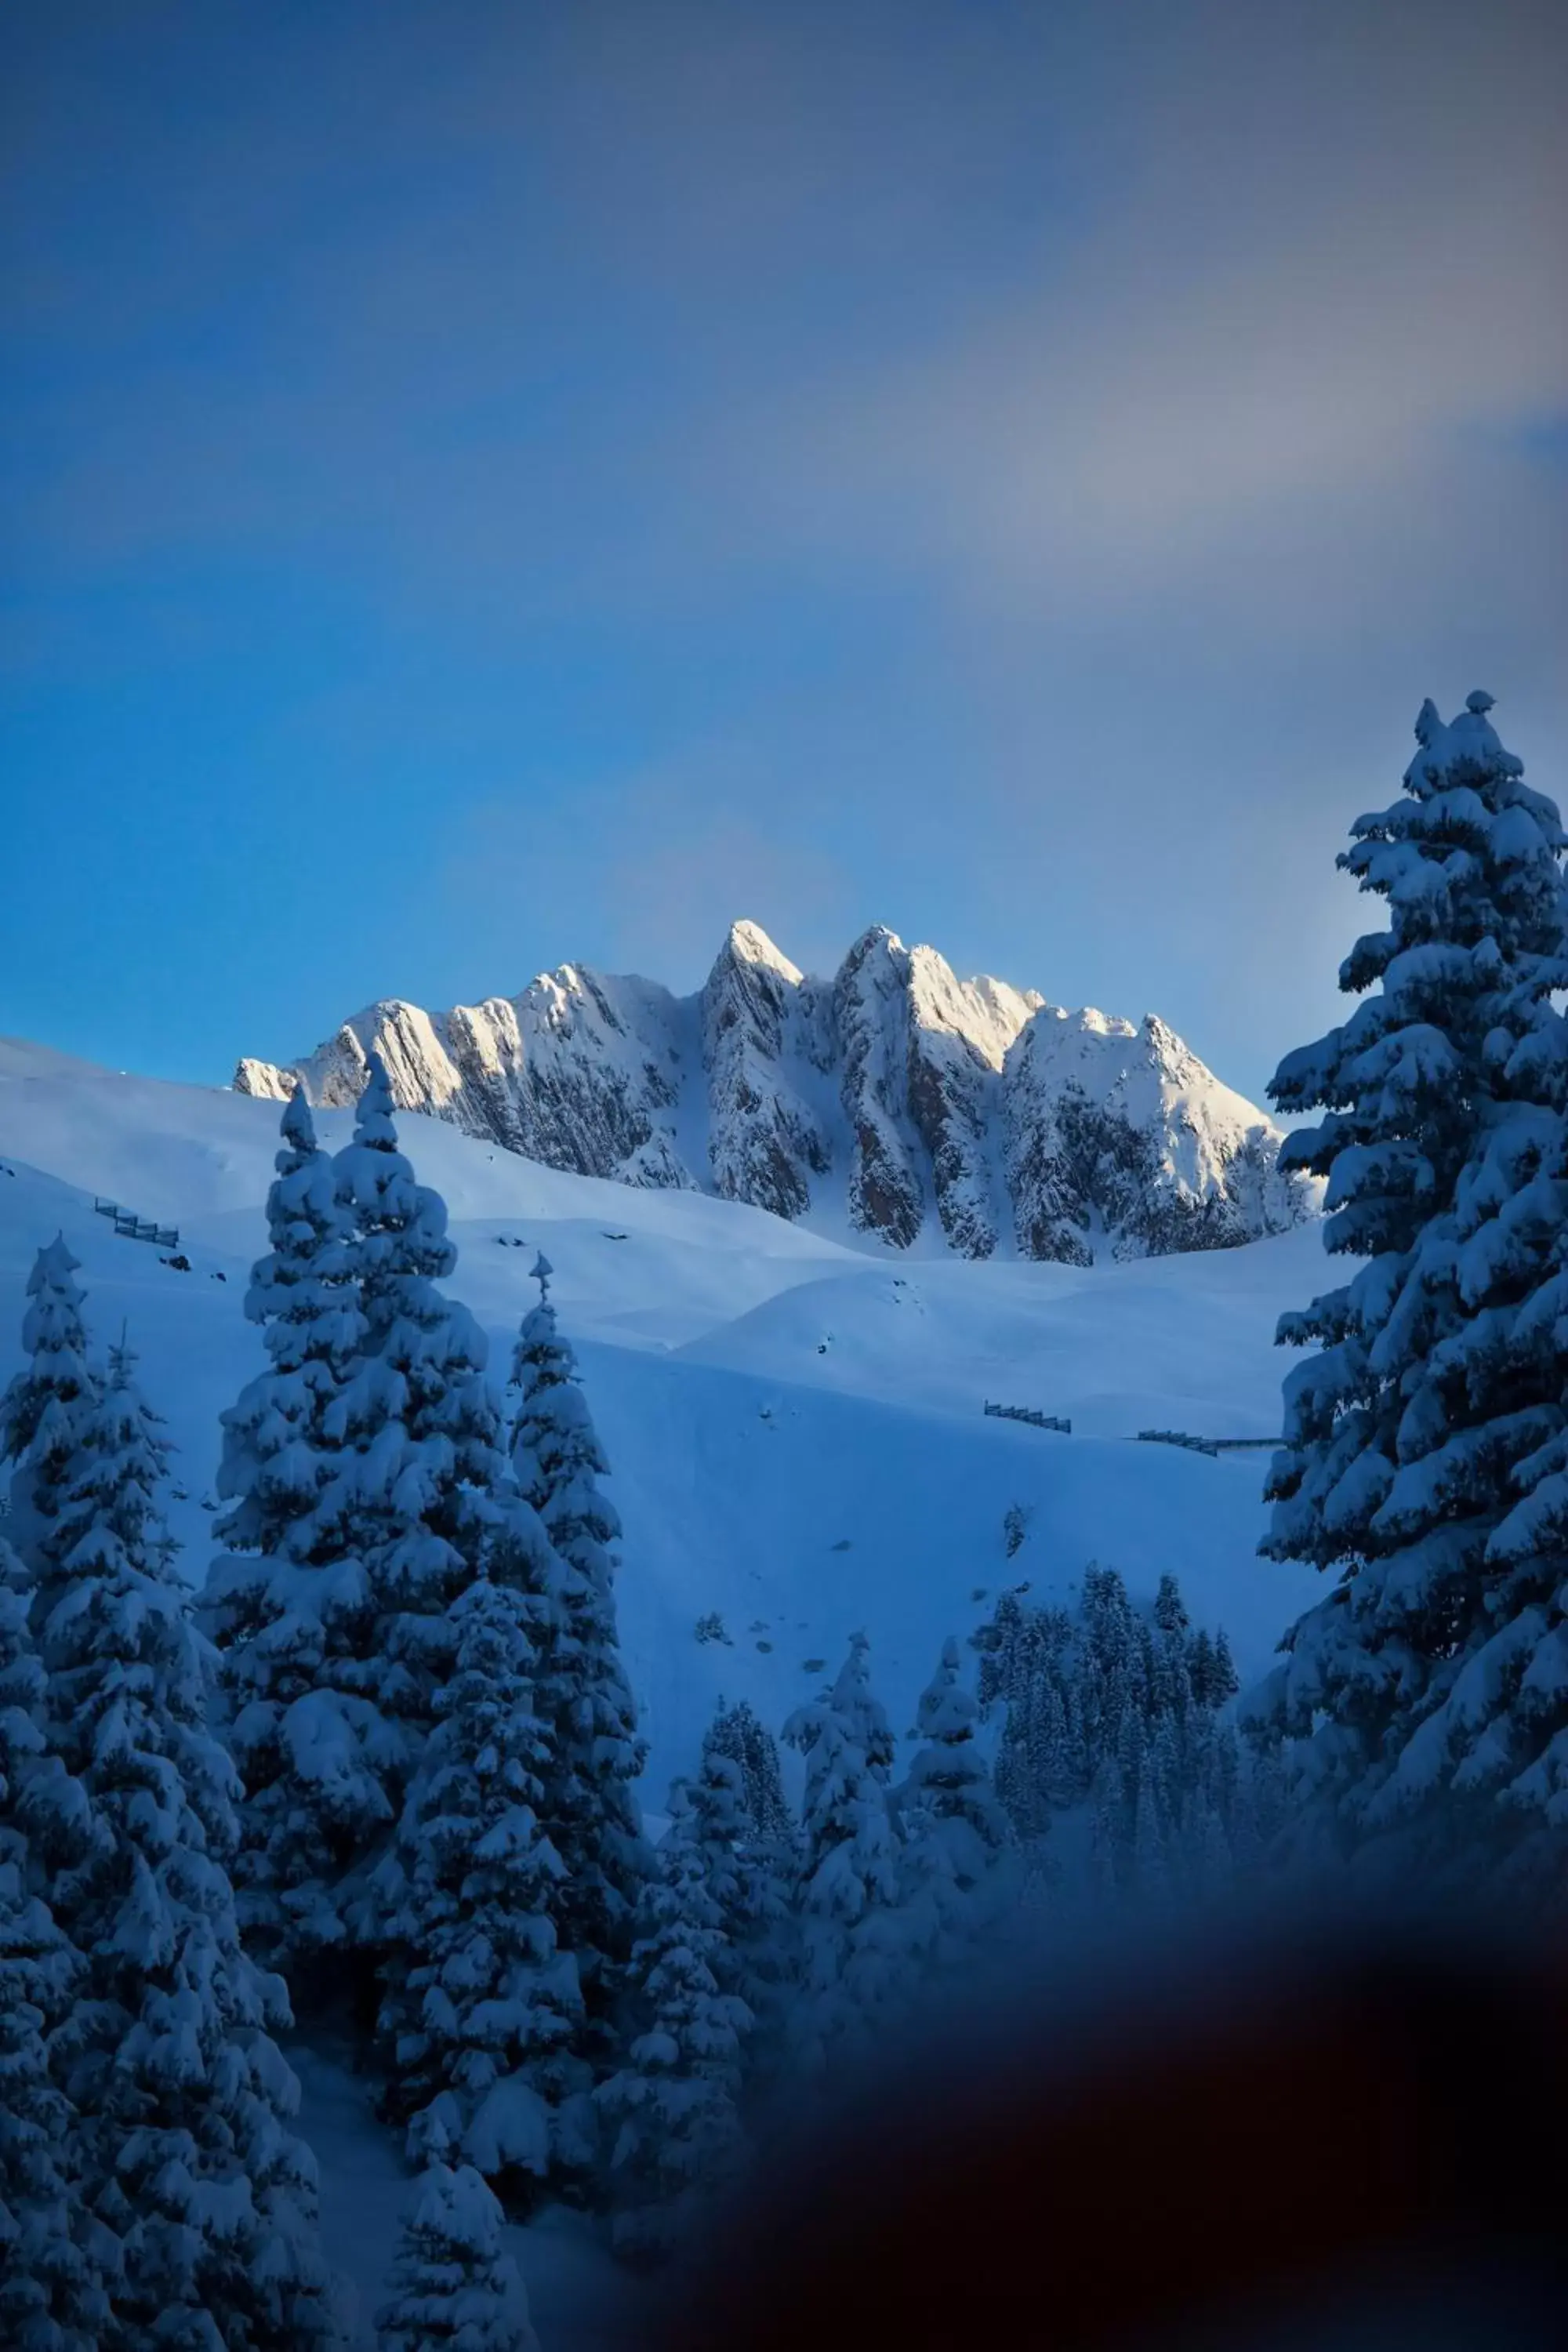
[3,0,1564,1105]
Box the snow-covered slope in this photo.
[0,1035,1325,1804]
[235,921,1316,1263]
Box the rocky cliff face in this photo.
[833,928,925,1251]
[238,969,690,1187]
[902,942,1045,1258]
[236,920,1316,1261]
[700,921,833,1220]
[1001,1007,1305,1265]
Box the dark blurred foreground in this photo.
[644,1896,1568,2351]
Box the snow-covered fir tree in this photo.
[376,2134,538,2352]
[898,1636,1010,1962]
[208,1066,542,1991]
[826,1626,898,1784]
[212,1087,361,1564]
[0,1886,107,2352]
[981,1599,1078,1839]
[0,1534,111,2352]
[22,1338,340,2349]
[0,1237,98,1596]
[1150,1572,1192,1719]
[978,1570,1142,1840]
[678,1741,756,1946]
[201,1088,389,1979]
[0,1533,49,1888]
[697,1705,795,2074]
[333,1057,519,1791]
[1189,1626,1239,1711]
[595,1775,752,2265]
[508,1254,649,2057]
[703,1696,794,1846]
[782,1633,914,2067]
[375,1572,589,2202]
[1079,1563,1151,1765]
[1248,695,1568,1879]
[978,1570,1249,1900]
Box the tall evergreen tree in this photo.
[374,1573,588,2201]
[682,1740,759,1942]
[333,1058,517,1776]
[988,1606,1076,1840]
[212,1087,361,1563]
[1152,1572,1189,1644]
[1249,695,1568,1873]
[826,1628,897,1784]
[509,1254,649,2054]
[201,1091,387,1976]
[898,1637,1010,1961]
[783,1635,913,2067]
[595,1778,752,2265]
[376,2136,538,2352]
[0,1887,107,2352]
[1150,1573,1193,1721]
[697,1707,795,2071]
[209,1065,544,1990]
[1077,1565,1145,1775]
[0,1238,98,1595]
[1210,1628,1239,1706]
[24,1341,339,2349]
[0,1536,111,2352]
[703,1697,793,1847]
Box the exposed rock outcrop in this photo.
[701,922,832,1220]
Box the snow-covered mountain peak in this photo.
[233,1054,291,1101]
[236,924,1319,1262]
[905,942,1045,1072]
[716,918,803,986]
[843,919,902,960]
[1048,1004,1137,1044]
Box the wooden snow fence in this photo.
[1136,1429,1280,1459]
[983,1403,1072,1434]
[96,1198,180,1249]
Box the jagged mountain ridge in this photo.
[234,920,1316,1261]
